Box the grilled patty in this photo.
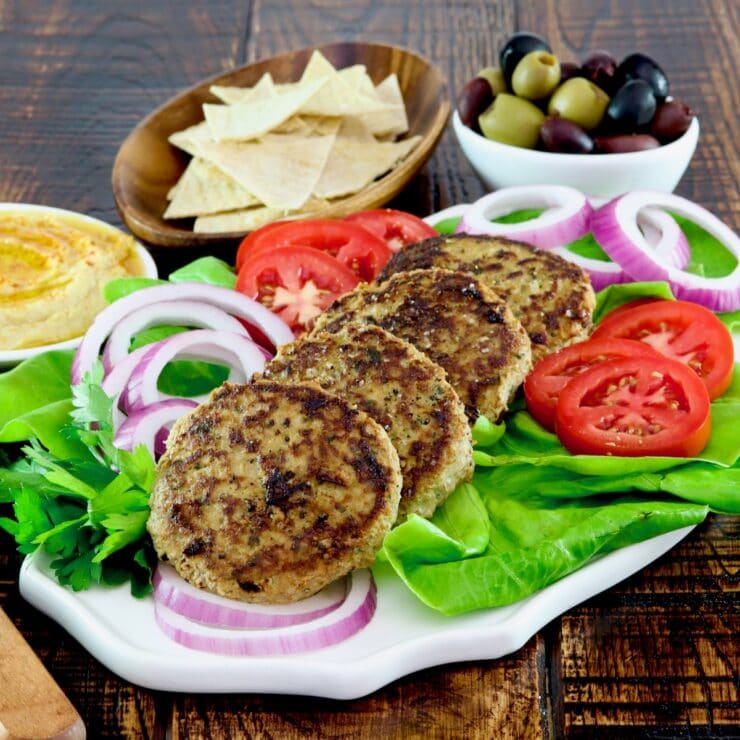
[262,324,473,521]
[378,235,595,360]
[147,381,402,604]
[312,268,532,421]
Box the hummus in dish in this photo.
[0,211,145,350]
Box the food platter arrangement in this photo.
[0,35,738,697]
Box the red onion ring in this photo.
[591,191,740,312]
[72,283,293,384]
[554,206,692,291]
[154,569,376,656]
[101,345,151,430]
[153,564,348,629]
[112,398,198,457]
[121,329,266,413]
[456,185,593,249]
[102,300,250,374]
[551,246,630,291]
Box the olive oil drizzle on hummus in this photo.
[0,212,144,350]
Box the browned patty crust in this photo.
[262,324,474,521]
[147,381,402,604]
[378,235,595,360]
[312,268,532,421]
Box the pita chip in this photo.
[163,158,259,219]
[198,125,339,209]
[360,74,409,137]
[168,120,213,157]
[313,118,420,199]
[209,73,277,105]
[297,51,394,116]
[193,199,327,233]
[204,76,327,141]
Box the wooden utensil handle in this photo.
[0,607,85,740]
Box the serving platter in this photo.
[20,525,694,698]
[0,203,158,367]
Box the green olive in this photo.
[476,66,507,96]
[478,93,545,148]
[547,77,610,131]
[511,51,561,100]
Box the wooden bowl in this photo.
[112,42,450,249]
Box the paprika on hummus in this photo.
[0,211,146,350]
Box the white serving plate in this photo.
[0,203,158,367]
[20,525,694,698]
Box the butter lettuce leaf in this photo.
[168,256,237,288]
[382,479,707,615]
[0,351,88,458]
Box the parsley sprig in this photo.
[0,364,157,597]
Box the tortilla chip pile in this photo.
[165,51,421,233]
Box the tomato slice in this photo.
[591,300,735,400]
[235,219,392,282]
[555,355,711,457]
[344,209,437,252]
[235,221,291,271]
[524,338,665,431]
[235,246,359,332]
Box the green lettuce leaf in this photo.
[168,256,237,288]
[0,351,88,458]
[103,277,167,303]
[433,216,461,234]
[382,478,707,615]
[593,281,676,324]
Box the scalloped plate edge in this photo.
[19,525,694,698]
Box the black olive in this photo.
[594,133,661,153]
[559,61,582,85]
[457,77,494,131]
[499,32,551,86]
[615,53,669,102]
[605,80,657,132]
[581,50,618,94]
[540,116,594,154]
[650,99,694,143]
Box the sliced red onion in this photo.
[551,246,631,291]
[113,398,198,457]
[102,300,250,374]
[153,564,348,629]
[72,283,293,384]
[422,204,470,228]
[100,345,151,430]
[121,329,266,412]
[592,191,740,312]
[154,427,171,458]
[154,569,376,656]
[639,207,690,269]
[553,206,692,291]
[456,185,593,249]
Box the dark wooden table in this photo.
[1,1,738,737]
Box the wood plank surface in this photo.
[0,0,738,737]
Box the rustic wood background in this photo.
[0,0,737,736]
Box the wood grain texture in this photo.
[171,642,547,740]
[0,605,85,739]
[552,514,739,736]
[0,0,738,737]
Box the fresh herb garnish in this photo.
[0,363,157,597]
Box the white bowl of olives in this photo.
[453,33,699,198]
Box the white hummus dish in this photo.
[0,203,158,366]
